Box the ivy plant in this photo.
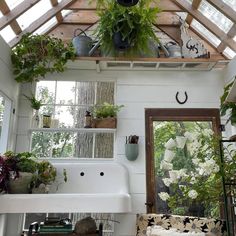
[94,0,161,56]
[11,33,76,83]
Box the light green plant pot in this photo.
[125,144,139,161]
[9,172,33,194]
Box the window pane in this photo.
[55,106,75,128]
[222,0,236,12]
[95,133,114,158]
[75,82,95,105]
[5,0,24,10]
[191,19,221,47]
[37,81,56,104]
[56,82,76,105]
[0,26,16,43]
[198,0,233,33]
[16,0,51,30]
[223,47,236,59]
[74,133,93,158]
[74,106,93,128]
[96,82,115,104]
[33,17,57,35]
[153,121,222,218]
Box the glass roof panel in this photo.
[33,17,57,35]
[0,25,16,43]
[5,0,24,10]
[16,0,52,30]
[0,12,3,18]
[223,47,236,59]
[191,19,221,47]
[198,0,233,34]
[222,0,236,12]
[185,0,193,4]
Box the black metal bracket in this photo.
[176,91,188,104]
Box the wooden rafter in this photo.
[9,0,77,47]
[206,0,236,24]
[173,0,236,52]
[50,0,63,23]
[67,0,184,12]
[0,0,40,31]
[0,0,21,35]
[185,0,202,25]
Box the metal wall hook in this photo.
[176,91,188,104]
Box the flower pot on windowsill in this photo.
[8,172,33,194]
[94,117,117,128]
[125,143,139,161]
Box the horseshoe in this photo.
[176,91,188,104]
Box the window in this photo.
[0,92,11,154]
[31,81,115,158]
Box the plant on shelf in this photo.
[0,151,67,194]
[2,151,38,193]
[220,78,236,126]
[11,33,76,83]
[94,0,161,57]
[92,102,124,128]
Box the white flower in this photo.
[163,178,172,187]
[202,128,213,137]
[169,170,179,182]
[164,138,176,149]
[178,168,187,178]
[192,158,200,165]
[176,136,187,149]
[158,192,170,201]
[164,149,175,162]
[188,189,198,199]
[160,160,173,170]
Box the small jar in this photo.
[84,111,92,128]
[43,115,51,128]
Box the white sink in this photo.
[0,162,132,213]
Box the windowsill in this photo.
[29,128,116,133]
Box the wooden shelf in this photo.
[29,128,116,133]
[66,57,229,71]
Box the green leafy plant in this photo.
[24,93,42,110]
[11,33,76,83]
[220,78,236,125]
[94,0,161,56]
[93,102,124,118]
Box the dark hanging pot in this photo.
[113,32,130,51]
[117,0,139,7]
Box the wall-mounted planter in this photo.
[125,143,139,161]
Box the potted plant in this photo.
[3,151,38,194]
[220,79,236,137]
[24,93,42,128]
[11,33,76,83]
[94,0,161,57]
[92,102,124,128]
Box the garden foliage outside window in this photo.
[31,81,115,158]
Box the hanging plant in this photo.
[94,0,161,56]
[11,33,76,83]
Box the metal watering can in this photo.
[72,28,100,57]
[160,41,182,58]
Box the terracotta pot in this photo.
[94,117,117,128]
[9,172,33,194]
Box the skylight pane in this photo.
[222,0,236,12]
[33,17,57,35]
[223,47,236,59]
[0,26,16,43]
[0,12,3,17]
[234,36,236,42]
[61,10,72,17]
[191,19,221,47]
[5,0,24,10]
[185,0,193,4]
[16,0,51,30]
[199,0,233,34]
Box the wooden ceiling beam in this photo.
[9,0,77,47]
[0,0,40,30]
[0,0,21,35]
[173,0,236,52]
[206,0,236,23]
[50,0,64,23]
[67,0,184,12]
[185,0,202,25]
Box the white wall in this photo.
[0,35,19,152]
[13,68,224,236]
[0,36,20,236]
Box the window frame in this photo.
[145,108,221,213]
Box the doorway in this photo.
[145,108,221,216]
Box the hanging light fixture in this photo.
[117,0,139,7]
